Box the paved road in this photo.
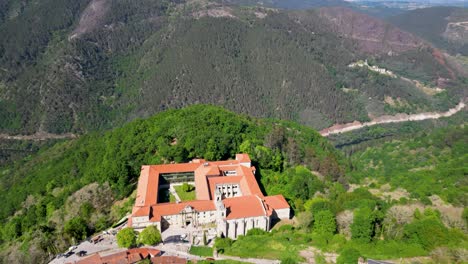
[320,100,465,136]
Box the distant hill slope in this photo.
[216,0,352,9]
[0,0,464,135]
[349,124,468,206]
[0,105,345,263]
[387,6,468,55]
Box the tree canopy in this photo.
[116,227,137,248]
[138,225,162,246]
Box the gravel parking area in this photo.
[49,233,119,264]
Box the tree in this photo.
[296,211,313,230]
[403,216,449,250]
[214,237,233,253]
[117,227,137,248]
[138,225,161,246]
[182,183,193,192]
[351,207,374,243]
[313,210,336,237]
[337,248,361,264]
[64,217,88,242]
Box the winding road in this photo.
[0,132,77,141]
[320,100,466,137]
[1,100,465,140]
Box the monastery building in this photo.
[130,154,290,239]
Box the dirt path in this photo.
[0,132,77,141]
[320,100,466,137]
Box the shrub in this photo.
[351,207,374,243]
[189,246,213,257]
[64,217,88,242]
[116,227,137,248]
[277,225,294,232]
[296,211,313,230]
[246,228,268,236]
[214,237,233,253]
[182,183,193,192]
[280,257,297,264]
[403,216,448,250]
[313,210,336,236]
[138,225,161,245]
[337,248,361,264]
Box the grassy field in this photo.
[174,184,196,201]
[189,246,213,257]
[194,260,249,264]
[195,261,249,264]
[223,231,308,262]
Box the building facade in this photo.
[130,154,290,239]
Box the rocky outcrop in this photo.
[69,0,110,39]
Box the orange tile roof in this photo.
[75,253,101,264]
[100,251,128,264]
[151,256,187,264]
[207,159,240,166]
[133,206,150,217]
[127,248,161,258]
[194,165,213,200]
[239,166,263,197]
[223,195,267,220]
[263,195,289,209]
[206,166,220,176]
[135,166,160,207]
[236,153,251,163]
[153,163,200,174]
[76,248,161,264]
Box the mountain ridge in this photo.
[0,0,465,135]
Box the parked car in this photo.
[68,246,77,251]
[76,251,87,257]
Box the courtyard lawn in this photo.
[174,184,196,201]
[158,188,176,203]
[189,246,213,257]
[223,230,308,262]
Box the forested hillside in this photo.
[0,0,464,135]
[1,105,466,263]
[349,124,467,206]
[387,7,468,55]
[0,105,345,263]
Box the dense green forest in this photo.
[0,105,345,263]
[348,125,467,206]
[0,0,463,134]
[0,105,466,263]
[214,123,467,263]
